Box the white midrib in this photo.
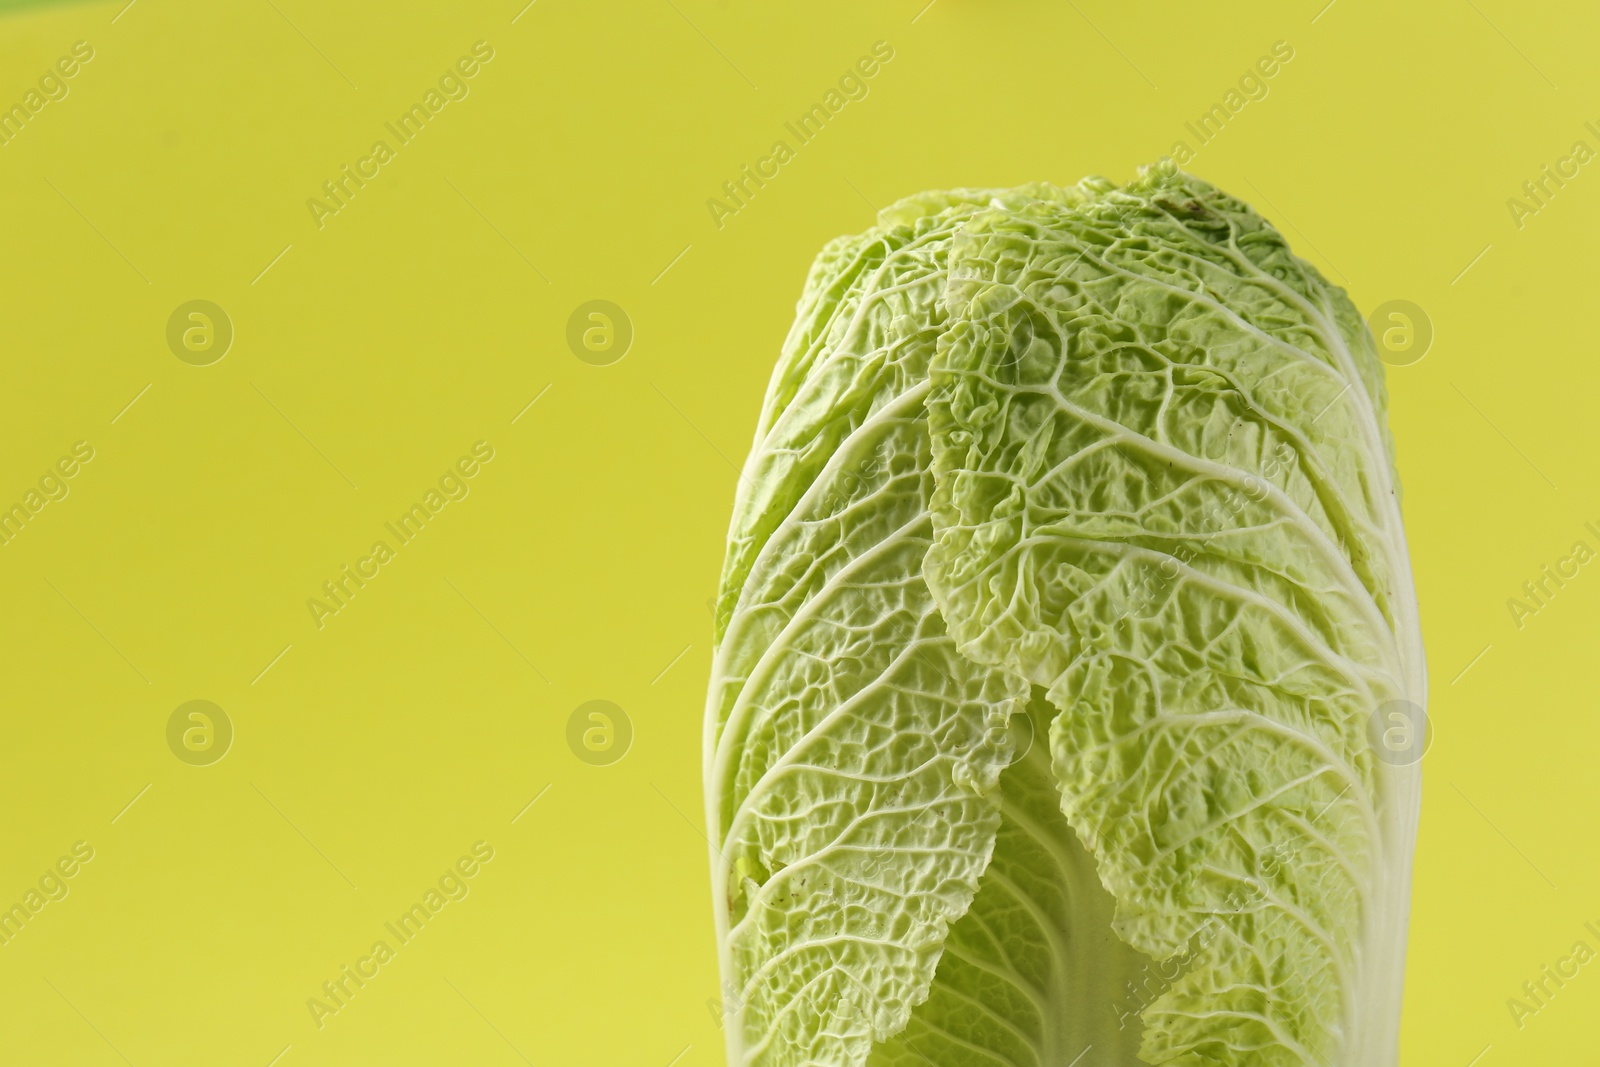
[1007,738,1146,1067]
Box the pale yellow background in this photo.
[0,1,1593,1064]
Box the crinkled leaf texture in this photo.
[705,163,1425,1067]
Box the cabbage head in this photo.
[703,162,1426,1067]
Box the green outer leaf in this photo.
[706,195,1032,1067]
[923,165,1423,1066]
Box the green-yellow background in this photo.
[0,0,1593,1063]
